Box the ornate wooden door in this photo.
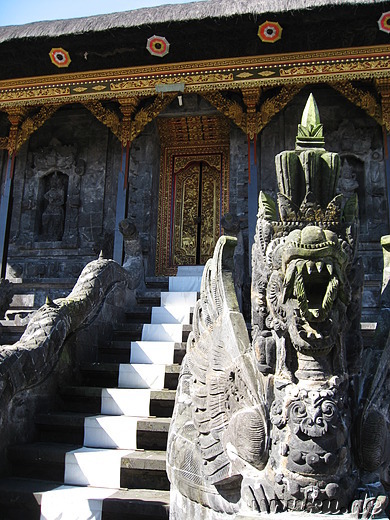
[173,161,220,266]
[156,115,230,275]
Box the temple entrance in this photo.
[173,160,220,266]
[156,115,230,275]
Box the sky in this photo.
[0,0,200,27]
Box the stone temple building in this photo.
[0,0,389,518]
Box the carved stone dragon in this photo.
[167,95,390,518]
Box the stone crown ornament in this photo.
[167,94,390,519]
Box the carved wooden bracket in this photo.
[331,81,382,127]
[84,93,177,146]
[203,85,304,138]
[83,100,123,142]
[5,104,61,155]
[375,78,390,133]
[201,91,246,133]
[242,87,262,139]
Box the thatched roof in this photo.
[0,0,388,43]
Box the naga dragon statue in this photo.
[167,94,390,519]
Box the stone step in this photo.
[0,477,170,520]
[176,265,205,277]
[80,362,180,390]
[8,442,79,482]
[168,275,202,292]
[120,450,169,490]
[98,341,186,364]
[36,412,170,450]
[136,293,161,307]
[60,386,176,417]
[0,324,26,345]
[145,277,169,291]
[124,307,152,323]
[8,442,169,491]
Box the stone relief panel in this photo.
[18,138,84,248]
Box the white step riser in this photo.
[101,388,151,416]
[142,323,183,342]
[169,276,202,292]
[130,341,175,364]
[84,415,139,449]
[40,485,115,520]
[118,364,166,390]
[176,266,204,277]
[151,306,190,324]
[160,291,198,308]
[64,448,131,488]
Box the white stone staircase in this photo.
[37,265,203,519]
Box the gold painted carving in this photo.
[5,107,28,154]
[158,115,230,146]
[84,94,176,145]
[0,137,8,150]
[156,116,230,275]
[83,100,123,141]
[242,87,262,139]
[15,104,61,153]
[131,93,177,143]
[0,45,390,108]
[376,78,390,132]
[201,91,246,133]
[331,81,382,126]
[256,84,304,133]
[174,154,221,172]
[173,162,221,266]
[203,85,303,137]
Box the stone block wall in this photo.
[1,89,387,318]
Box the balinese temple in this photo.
[0,0,389,518]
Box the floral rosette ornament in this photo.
[378,11,390,33]
[146,35,170,57]
[49,48,71,68]
[258,21,283,43]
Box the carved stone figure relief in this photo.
[40,172,67,240]
[19,138,84,247]
[167,94,389,519]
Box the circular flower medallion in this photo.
[146,35,170,57]
[378,12,390,33]
[258,21,283,43]
[49,48,71,68]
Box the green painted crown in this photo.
[296,93,325,149]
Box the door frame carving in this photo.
[156,115,230,275]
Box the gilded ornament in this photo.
[331,81,382,126]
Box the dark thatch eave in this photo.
[0,0,388,43]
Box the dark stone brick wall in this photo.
[126,122,160,277]
[5,106,115,284]
[2,88,387,317]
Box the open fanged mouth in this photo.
[283,257,339,323]
[279,226,350,350]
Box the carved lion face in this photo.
[267,225,351,355]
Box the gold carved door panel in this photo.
[173,161,220,266]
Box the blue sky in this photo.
[0,0,199,27]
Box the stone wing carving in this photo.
[167,235,269,515]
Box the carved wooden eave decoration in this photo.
[83,94,177,146]
[330,81,382,127]
[0,44,390,148]
[0,104,61,154]
[0,45,389,109]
